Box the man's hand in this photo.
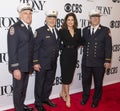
[13,69,21,80]
[34,64,41,72]
[104,63,111,70]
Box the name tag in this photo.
[46,36,51,38]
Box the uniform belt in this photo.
[64,45,75,48]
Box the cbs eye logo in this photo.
[112,0,120,3]
[110,20,120,28]
[64,3,82,13]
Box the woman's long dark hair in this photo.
[61,13,78,29]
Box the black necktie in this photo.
[52,29,56,39]
[91,28,94,36]
[28,25,32,32]
[28,25,33,40]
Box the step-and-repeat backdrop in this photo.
[0,0,120,110]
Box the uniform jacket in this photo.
[33,24,60,70]
[82,25,112,67]
[7,20,34,72]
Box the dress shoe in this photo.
[24,105,33,111]
[35,105,46,111]
[91,101,99,108]
[42,100,56,107]
[80,99,88,105]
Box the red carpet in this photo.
[6,82,120,111]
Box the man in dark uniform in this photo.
[80,9,112,108]
[7,3,34,111]
[33,10,59,111]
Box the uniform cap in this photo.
[89,9,101,17]
[17,3,32,12]
[45,10,58,18]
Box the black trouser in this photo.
[34,61,57,107]
[13,72,29,111]
[81,65,105,102]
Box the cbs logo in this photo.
[64,3,82,13]
[112,0,120,3]
[110,20,120,28]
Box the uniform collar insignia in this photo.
[98,26,101,30]
[21,24,25,27]
[47,28,50,31]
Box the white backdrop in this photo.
[0,0,120,110]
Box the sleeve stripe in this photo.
[105,58,111,60]
[33,60,39,62]
[11,63,19,67]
